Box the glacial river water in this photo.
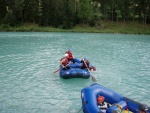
[0,32,150,113]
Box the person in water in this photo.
[139,104,148,113]
[60,54,70,70]
[80,58,90,69]
[65,49,74,63]
[97,96,111,113]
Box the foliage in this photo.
[77,0,94,26]
[0,0,7,23]
[0,0,149,28]
[0,22,150,34]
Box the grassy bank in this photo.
[0,21,150,34]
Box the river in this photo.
[0,32,150,113]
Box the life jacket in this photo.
[84,60,89,68]
[98,102,111,113]
[80,59,89,68]
[60,58,68,66]
[65,51,73,60]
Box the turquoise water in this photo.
[0,32,150,113]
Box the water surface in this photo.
[0,32,150,113]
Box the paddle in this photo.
[83,59,97,82]
[54,69,59,73]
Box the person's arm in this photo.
[83,60,89,68]
[60,59,65,68]
[71,52,74,58]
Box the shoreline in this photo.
[0,22,150,35]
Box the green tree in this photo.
[3,0,17,26]
[92,0,102,22]
[22,0,39,23]
[0,0,7,23]
[62,0,76,29]
[77,0,94,26]
[40,0,66,27]
[119,0,131,22]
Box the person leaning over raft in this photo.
[65,49,74,63]
[80,58,90,69]
[97,96,111,113]
[60,54,70,70]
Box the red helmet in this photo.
[97,96,105,102]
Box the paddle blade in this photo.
[91,75,96,82]
[54,69,59,73]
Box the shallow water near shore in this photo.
[0,32,150,113]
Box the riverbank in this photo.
[0,21,150,34]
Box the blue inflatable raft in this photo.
[81,83,150,113]
[59,58,91,79]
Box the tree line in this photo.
[0,0,149,29]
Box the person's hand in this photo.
[62,65,65,68]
